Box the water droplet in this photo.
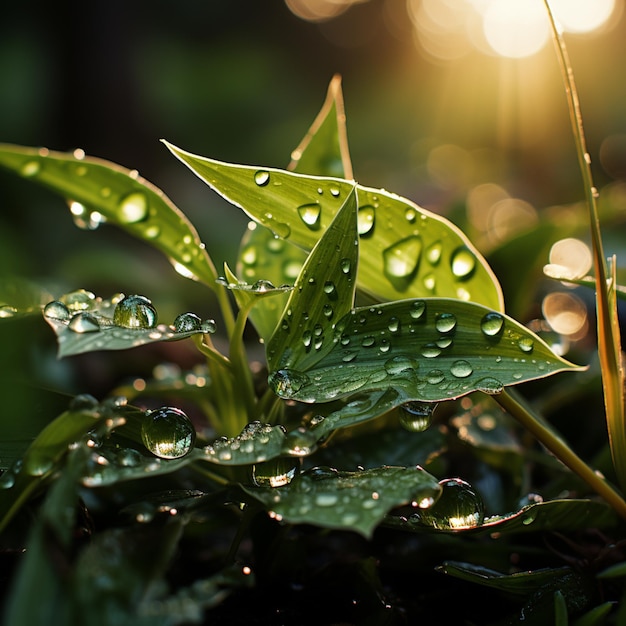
[283,427,317,457]
[61,289,96,312]
[302,330,312,348]
[315,493,338,507]
[69,394,99,411]
[262,213,291,239]
[323,281,336,296]
[426,369,445,384]
[410,301,426,320]
[342,351,358,363]
[451,247,476,280]
[357,205,376,236]
[68,312,100,333]
[450,360,473,378]
[173,312,202,332]
[113,294,157,329]
[253,458,299,488]
[118,191,149,224]
[297,203,321,229]
[141,407,196,459]
[21,160,41,177]
[116,448,143,467]
[43,300,70,321]
[426,242,442,265]
[201,319,217,333]
[384,355,416,376]
[518,337,534,353]
[144,225,160,239]
[361,335,376,348]
[435,313,457,334]
[399,401,437,432]
[436,337,453,349]
[0,470,15,489]
[480,312,504,337]
[241,244,257,266]
[383,236,422,279]
[421,343,441,358]
[340,258,352,274]
[416,478,484,530]
[423,274,436,292]
[404,207,417,223]
[254,170,270,186]
[387,317,400,333]
[0,305,17,318]
[475,377,503,395]
[269,369,310,398]
[329,186,340,197]
[323,304,333,319]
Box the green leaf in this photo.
[268,297,584,406]
[43,290,215,357]
[266,188,358,372]
[163,141,504,310]
[243,464,441,538]
[0,276,52,319]
[0,143,218,286]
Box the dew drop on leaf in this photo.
[141,407,196,459]
[323,281,336,296]
[387,316,400,333]
[480,312,504,337]
[323,304,333,319]
[415,478,484,530]
[254,170,270,186]
[118,191,149,224]
[116,448,143,467]
[269,369,310,398]
[297,203,321,229]
[69,394,99,411]
[282,426,318,457]
[404,207,417,223]
[61,289,96,311]
[329,186,340,198]
[435,313,457,334]
[421,343,441,358]
[426,369,445,384]
[384,355,416,376]
[518,337,534,353]
[253,457,299,488]
[409,300,426,320]
[113,294,157,329]
[450,359,473,378]
[21,160,41,177]
[340,258,352,275]
[68,312,100,333]
[43,300,71,321]
[475,377,504,395]
[173,312,202,332]
[451,247,476,280]
[357,205,375,236]
[383,236,422,279]
[315,493,339,507]
[426,242,442,265]
[399,401,437,432]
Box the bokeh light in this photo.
[544,238,592,281]
[542,291,588,337]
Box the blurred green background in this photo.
[1,0,625,421]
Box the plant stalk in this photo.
[497,389,626,522]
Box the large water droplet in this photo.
[384,355,416,376]
[383,236,422,279]
[173,312,202,332]
[323,281,336,296]
[253,458,299,487]
[399,401,437,432]
[518,337,534,353]
[297,203,321,229]
[118,191,149,224]
[254,170,270,186]
[61,289,96,311]
[426,369,445,384]
[283,426,318,457]
[450,359,473,378]
[451,247,476,280]
[357,205,375,236]
[426,242,442,265]
[141,407,196,459]
[269,369,310,399]
[421,343,441,358]
[435,313,457,334]
[409,300,426,320]
[387,316,400,333]
[113,294,157,329]
[415,478,484,530]
[475,377,504,395]
[43,300,71,321]
[480,312,504,337]
[68,312,100,333]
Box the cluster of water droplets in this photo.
[203,421,280,464]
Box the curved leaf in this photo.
[163,141,504,310]
[0,144,217,286]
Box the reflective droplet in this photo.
[399,401,437,432]
[282,426,318,457]
[404,207,417,223]
[384,355,415,376]
[409,301,426,320]
[302,330,312,348]
[423,274,436,292]
[421,343,441,358]
[415,478,484,530]
[361,336,376,348]
[113,294,157,329]
[201,319,217,333]
[116,448,143,467]
[323,281,336,296]
[451,247,476,280]
[69,394,99,411]
[141,407,196,459]
[269,369,310,399]
[0,305,17,318]
[480,312,504,337]
[340,258,351,274]
[297,203,321,229]
[144,224,160,239]
[253,457,299,487]
[518,337,534,353]
[173,312,202,332]
[357,205,376,236]
[315,493,338,507]
[426,369,445,384]
[475,377,504,395]
[0,470,15,490]
[323,304,333,319]
[43,300,71,321]
[254,170,270,186]
[435,313,457,334]
[21,160,41,177]
[61,289,96,311]
[383,236,422,279]
[118,191,149,224]
[68,312,100,333]
[387,316,400,333]
[329,186,340,197]
[450,359,473,378]
[426,242,442,265]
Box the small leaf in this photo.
[0,144,218,286]
[243,464,441,538]
[266,188,359,372]
[163,141,504,310]
[43,291,215,357]
[268,298,584,406]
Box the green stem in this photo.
[496,389,626,522]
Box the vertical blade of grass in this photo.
[544,0,626,490]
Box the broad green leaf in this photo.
[0,143,217,286]
[268,298,584,405]
[242,464,441,538]
[163,141,504,310]
[43,290,215,357]
[266,188,358,373]
[0,276,52,319]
